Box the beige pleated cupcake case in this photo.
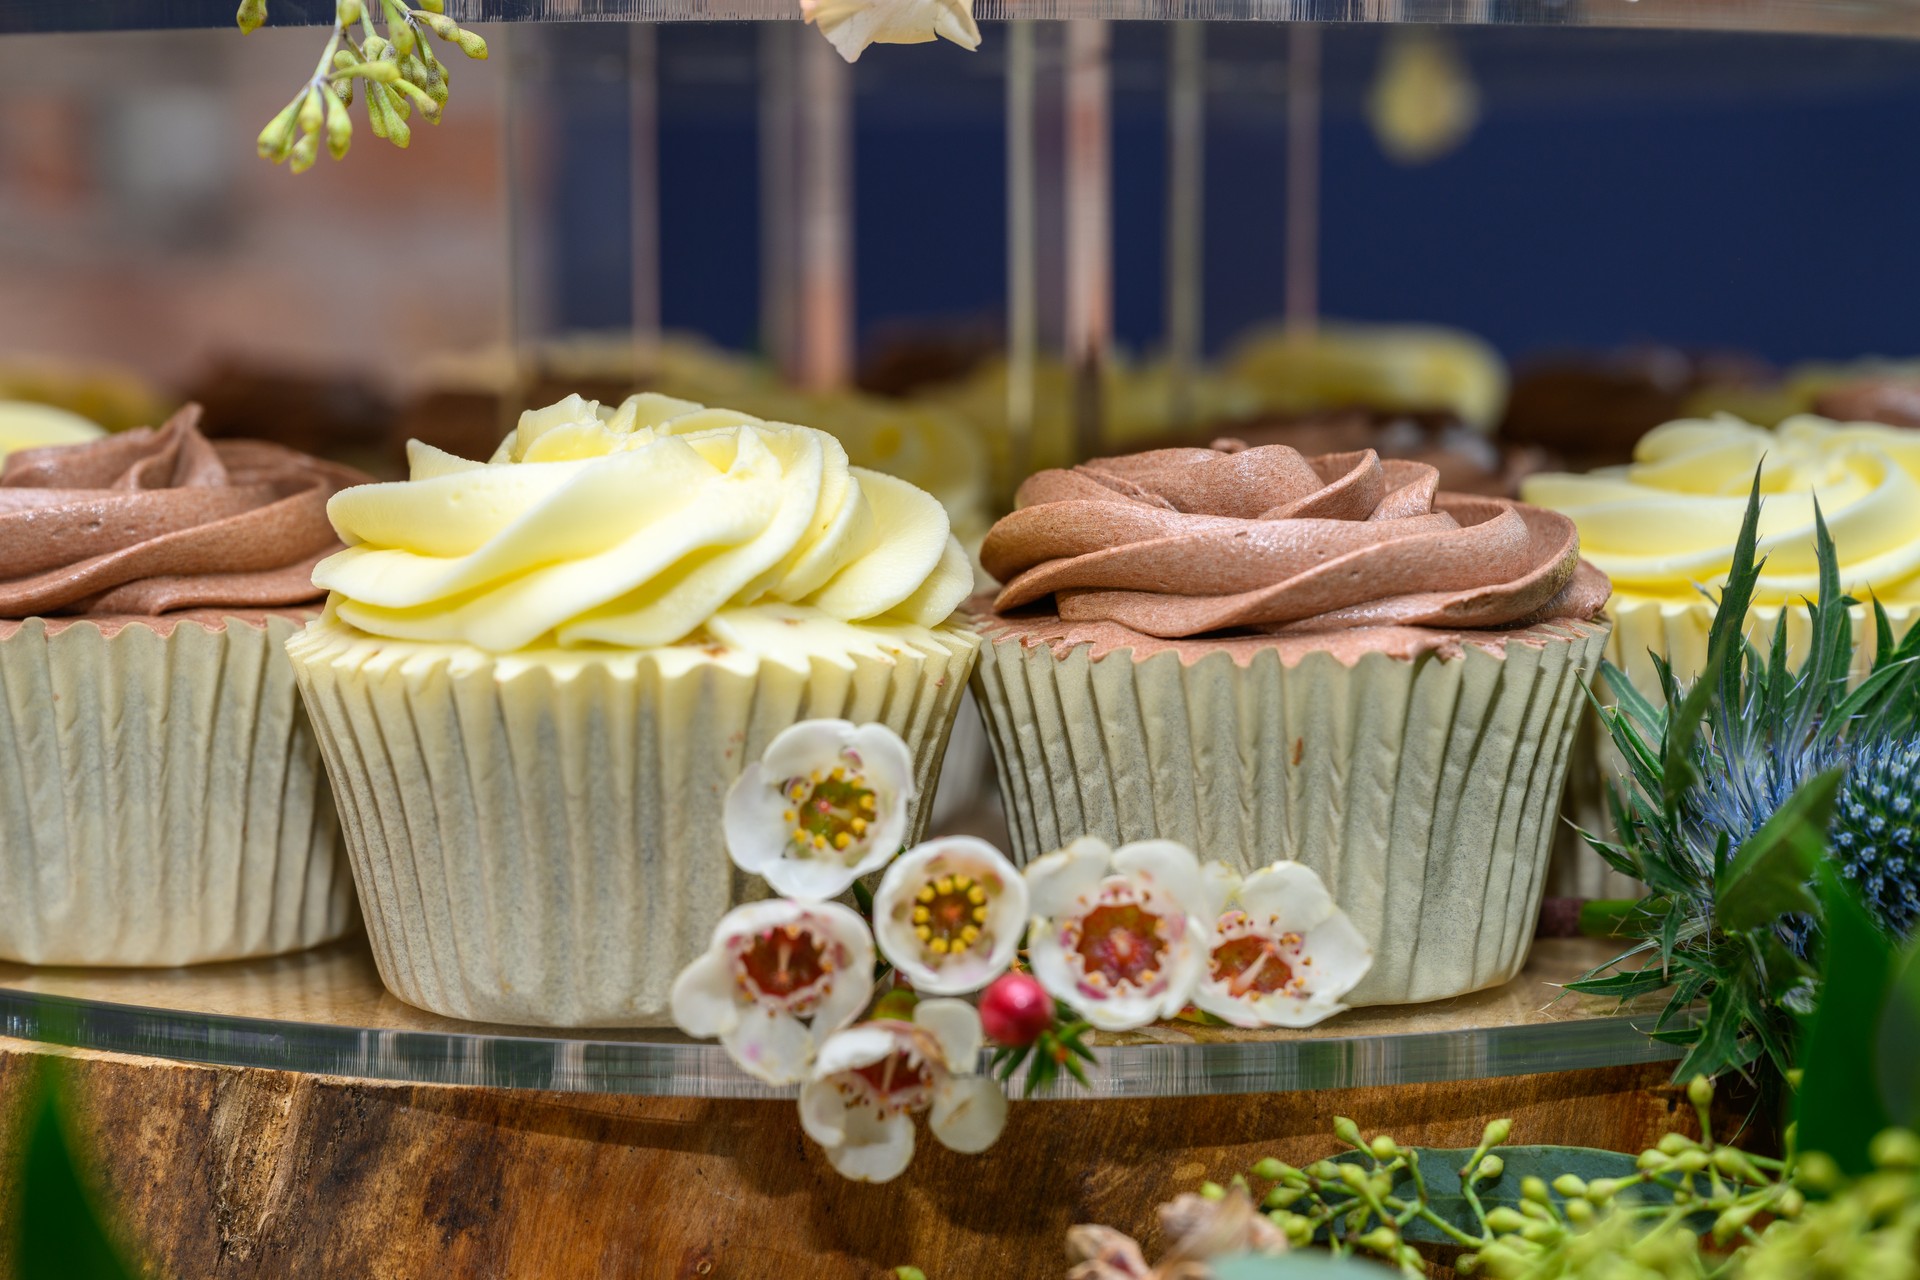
[0,409,364,965]
[974,441,1615,1007]
[290,393,982,1026]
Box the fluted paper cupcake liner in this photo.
[0,614,355,965]
[1547,597,1920,899]
[972,620,1610,1005]
[287,618,981,1027]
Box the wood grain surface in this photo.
[0,1039,1728,1280]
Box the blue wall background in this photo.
[547,23,1920,367]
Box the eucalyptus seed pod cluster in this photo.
[241,0,488,171]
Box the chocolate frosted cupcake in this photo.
[970,442,1610,1004]
[0,405,364,964]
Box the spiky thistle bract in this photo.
[1571,469,1920,1082]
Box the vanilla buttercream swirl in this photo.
[1521,414,1920,605]
[315,392,974,653]
[0,405,364,619]
[981,443,1603,639]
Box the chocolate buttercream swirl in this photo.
[0,404,367,619]
[981,443,1608,639]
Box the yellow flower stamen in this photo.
[912,906,930,924]
[929,937,950,955]
[833,832,851,851]
[966,884,986,905]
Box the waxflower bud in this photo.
[256,100,299,159]
[288,130,320,174]
[979,973,1052,1048]
[325,93,352,158]
[297,87,325,135]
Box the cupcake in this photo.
[1522,413,1920,706]
[0,400,105,465]
[969,441,1611,1005]
[0,405,364,965]
[1226,322,1509,433]
[1522,414,1920,895]
[286,391,980,1026]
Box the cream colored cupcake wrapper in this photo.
[287,619,980,1027]
[1550,597,1920,899]
[0,615,355,965]
[972,620,1610,1006]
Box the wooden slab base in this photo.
[0,1038,1715,1280]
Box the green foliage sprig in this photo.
[989,998,1095,1096]
[239,0,488,172]
[1569,471,1920,1082]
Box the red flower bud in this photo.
[980,972,1053,1047]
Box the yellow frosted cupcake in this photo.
[1523,413,1920,891]
[0,400,104,464]
[286,391,980,1026]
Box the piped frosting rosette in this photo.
[286,392,982,1025]
[983,443,1604,641]
[969,441,1610,1005]
[1523,413,1920,895]
[0,406,363,965]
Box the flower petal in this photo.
[720,1008,815,1085]
[761,718,855,781]
[1074,986,1167,1033]
[814,1023,906,1077]
[800,1077,848,1148]
[1153,925,1209,1022]
[1297,912,1374,998]
[914,997,983,1072]
[1111,840,1208,921]
[1245,990,1350,1029]
[847,721,918,802]
[1192,984,1266,1029]
[1024,837,1112,918]
[822,1107,917,1183]
[668,948,740,1040]
[1027,925,1081,1010]
[930,1075,1007,1154]
[1198,860,1240,923]
[761,853,863,902]
[721,762,792,875]
[809,903,880,1042]
[1235,861,1338,934]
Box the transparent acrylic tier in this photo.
[0,937,1679,1098]
[7,0,1920,35]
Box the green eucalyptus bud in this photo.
[1480,1119,1512,1149]
[1518,1219,1561,1245]
[417,10,460,39]
[1711,1148,1762,1182]
[1473,1155,1504,1182]
[1456,1254,1479,1276]
[1305,1161,1337,1182]
[351,60,402,83]
[1687,1075,1715,1109]
[297,87,325,135]
[1483,1207,1526,1234]
[417,0,446,10]
[1711,1201,1757,1245]
[256,99,300,159]
[288,129,320,174]
[1251,1157,1289,1181]
[1520,1176,1551,1205]
[1337,1163,1369,1191]
[1551,1175,1586,1198]
[1369,1136,1399,1161]
[1637,1150,1668,1172]
[1658,1133,1697,1156]
[1796,1151,1841,1191]
[1777,1187,1805,1216]
[324,90,352,158]
[1671,1150,1710,1174]
[339,0,364,22]
[1584,1177,1620,1203]
[392,78,442,124]
[1355,1227,1399,1254]
[237,0,268,33]
[1333,1117,1364,1149]
[1870,1129,1920,1170]
[1198,1181,1225,1201]
[1564,1198,1594,1226]
[455,29,488,60]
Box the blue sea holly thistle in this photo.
[1572,470,1920,1081]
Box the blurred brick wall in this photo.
[0,27,511,396]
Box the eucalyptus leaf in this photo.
[1875,937,1920,1129]
[1214,1256,1382,1279]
